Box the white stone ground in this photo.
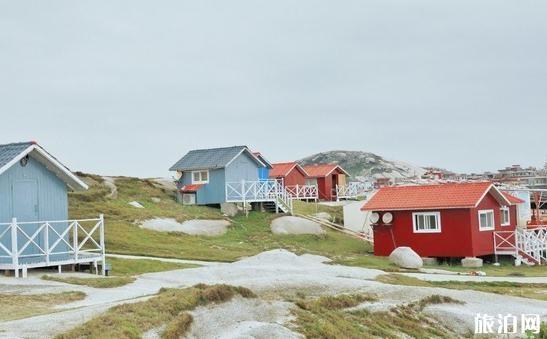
[0,250,545,338]
[270,216,326,235]
[102,176,118,199]
[140,218,231,236]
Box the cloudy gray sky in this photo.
[1,1,546,177]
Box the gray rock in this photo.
[461,257,483,268]
[151,197,161,203]
[270,216,326,235]
[221,202,239,217]
[389,247,423,269]
[128,201,144,208]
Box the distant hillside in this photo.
[299,150,427,180]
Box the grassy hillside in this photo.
[68,174,372,262]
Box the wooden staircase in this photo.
[494,227,547,265]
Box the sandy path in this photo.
[0,250,545,338]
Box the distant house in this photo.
[361,182,522,259]
[169,146,267,205]
[0,141,105,277]
[269,162,308,186]
[302,164,349,200]
[252,152,272,181]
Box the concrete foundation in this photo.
[461,257,483,268]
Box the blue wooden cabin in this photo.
[169,146,271,205]
[0,142,103,276]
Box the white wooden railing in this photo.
[225,180,293,213]
[0,215,106,277]
[494,227,547,265]
[285,185,318,200]
[336,182,370,200]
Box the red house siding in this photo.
[373,208,474,257]
[280,168,307,186]
[469,194,517,257]
[372,191,517,258]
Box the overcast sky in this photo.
[1,1,546,178]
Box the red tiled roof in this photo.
[303,164,349,177]
[361,182,508,211]
[270,162,300,177]
[180,184,204,192]
[502,192,525,205]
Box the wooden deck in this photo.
[0,215,106,277]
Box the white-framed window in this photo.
[478,209,495,231]
[412,212,441,233]
[500,206,510,226]
[191,170,209,184]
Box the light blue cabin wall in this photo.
[0,156,69,257]
[225,152,260,183]
[178,169,226,205]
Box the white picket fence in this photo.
[285,185,318,200]
[336,182,370,200]
[225,180,293,213]
[0,215,106,278]
[494,227,547,265]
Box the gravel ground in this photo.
[0,250,545,338]
[140,218,230,236]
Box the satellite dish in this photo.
[382,212,393,224]
[370,212,380,224]
[174,171,183,180]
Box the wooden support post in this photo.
[44,223,49,265]
[73,221,78,261]
[11,218,18,278]
[22,266,27,278]
[100,214,106,276]
[58,265,62,274]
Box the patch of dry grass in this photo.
[41,257,197,288]
[0,291,86,321]
[292,293,466,338]
[376,273,547,301]
[55,284,256,339]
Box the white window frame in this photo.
[500,206,510,226]
[478,209,495,231]
[191,170,209,184]
[412,212,441,233]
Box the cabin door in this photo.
[12,180,39,222]
[12,179,42,256]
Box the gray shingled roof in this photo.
[0,141,34,169]
[169,146,263,171]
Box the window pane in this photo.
[201,171,208,181]
[487,212,493,227]
[480,214,487,228]
[427,215,437,229]
[416,215,424,230]
[193,172,200,182]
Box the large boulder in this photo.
[389,247,423,269]
[270,216,326,235]
[221,203,239,217]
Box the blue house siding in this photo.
[0,157,68,257]
[258,167,269,181]
[225,152,260,183]
[178,168,226,205]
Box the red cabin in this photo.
[269,162,308,186]
[303,164,349,201]
[361,182,524,258]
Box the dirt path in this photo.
[1,250,545,338]
[106,253,224,267]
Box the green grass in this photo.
[42,257,197,288]
[0,291,86,321]
[376,274,547,301]
[55,284,256,339]
[292,293,465,338]
[68,175,371,262]
[70,174,546,277]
